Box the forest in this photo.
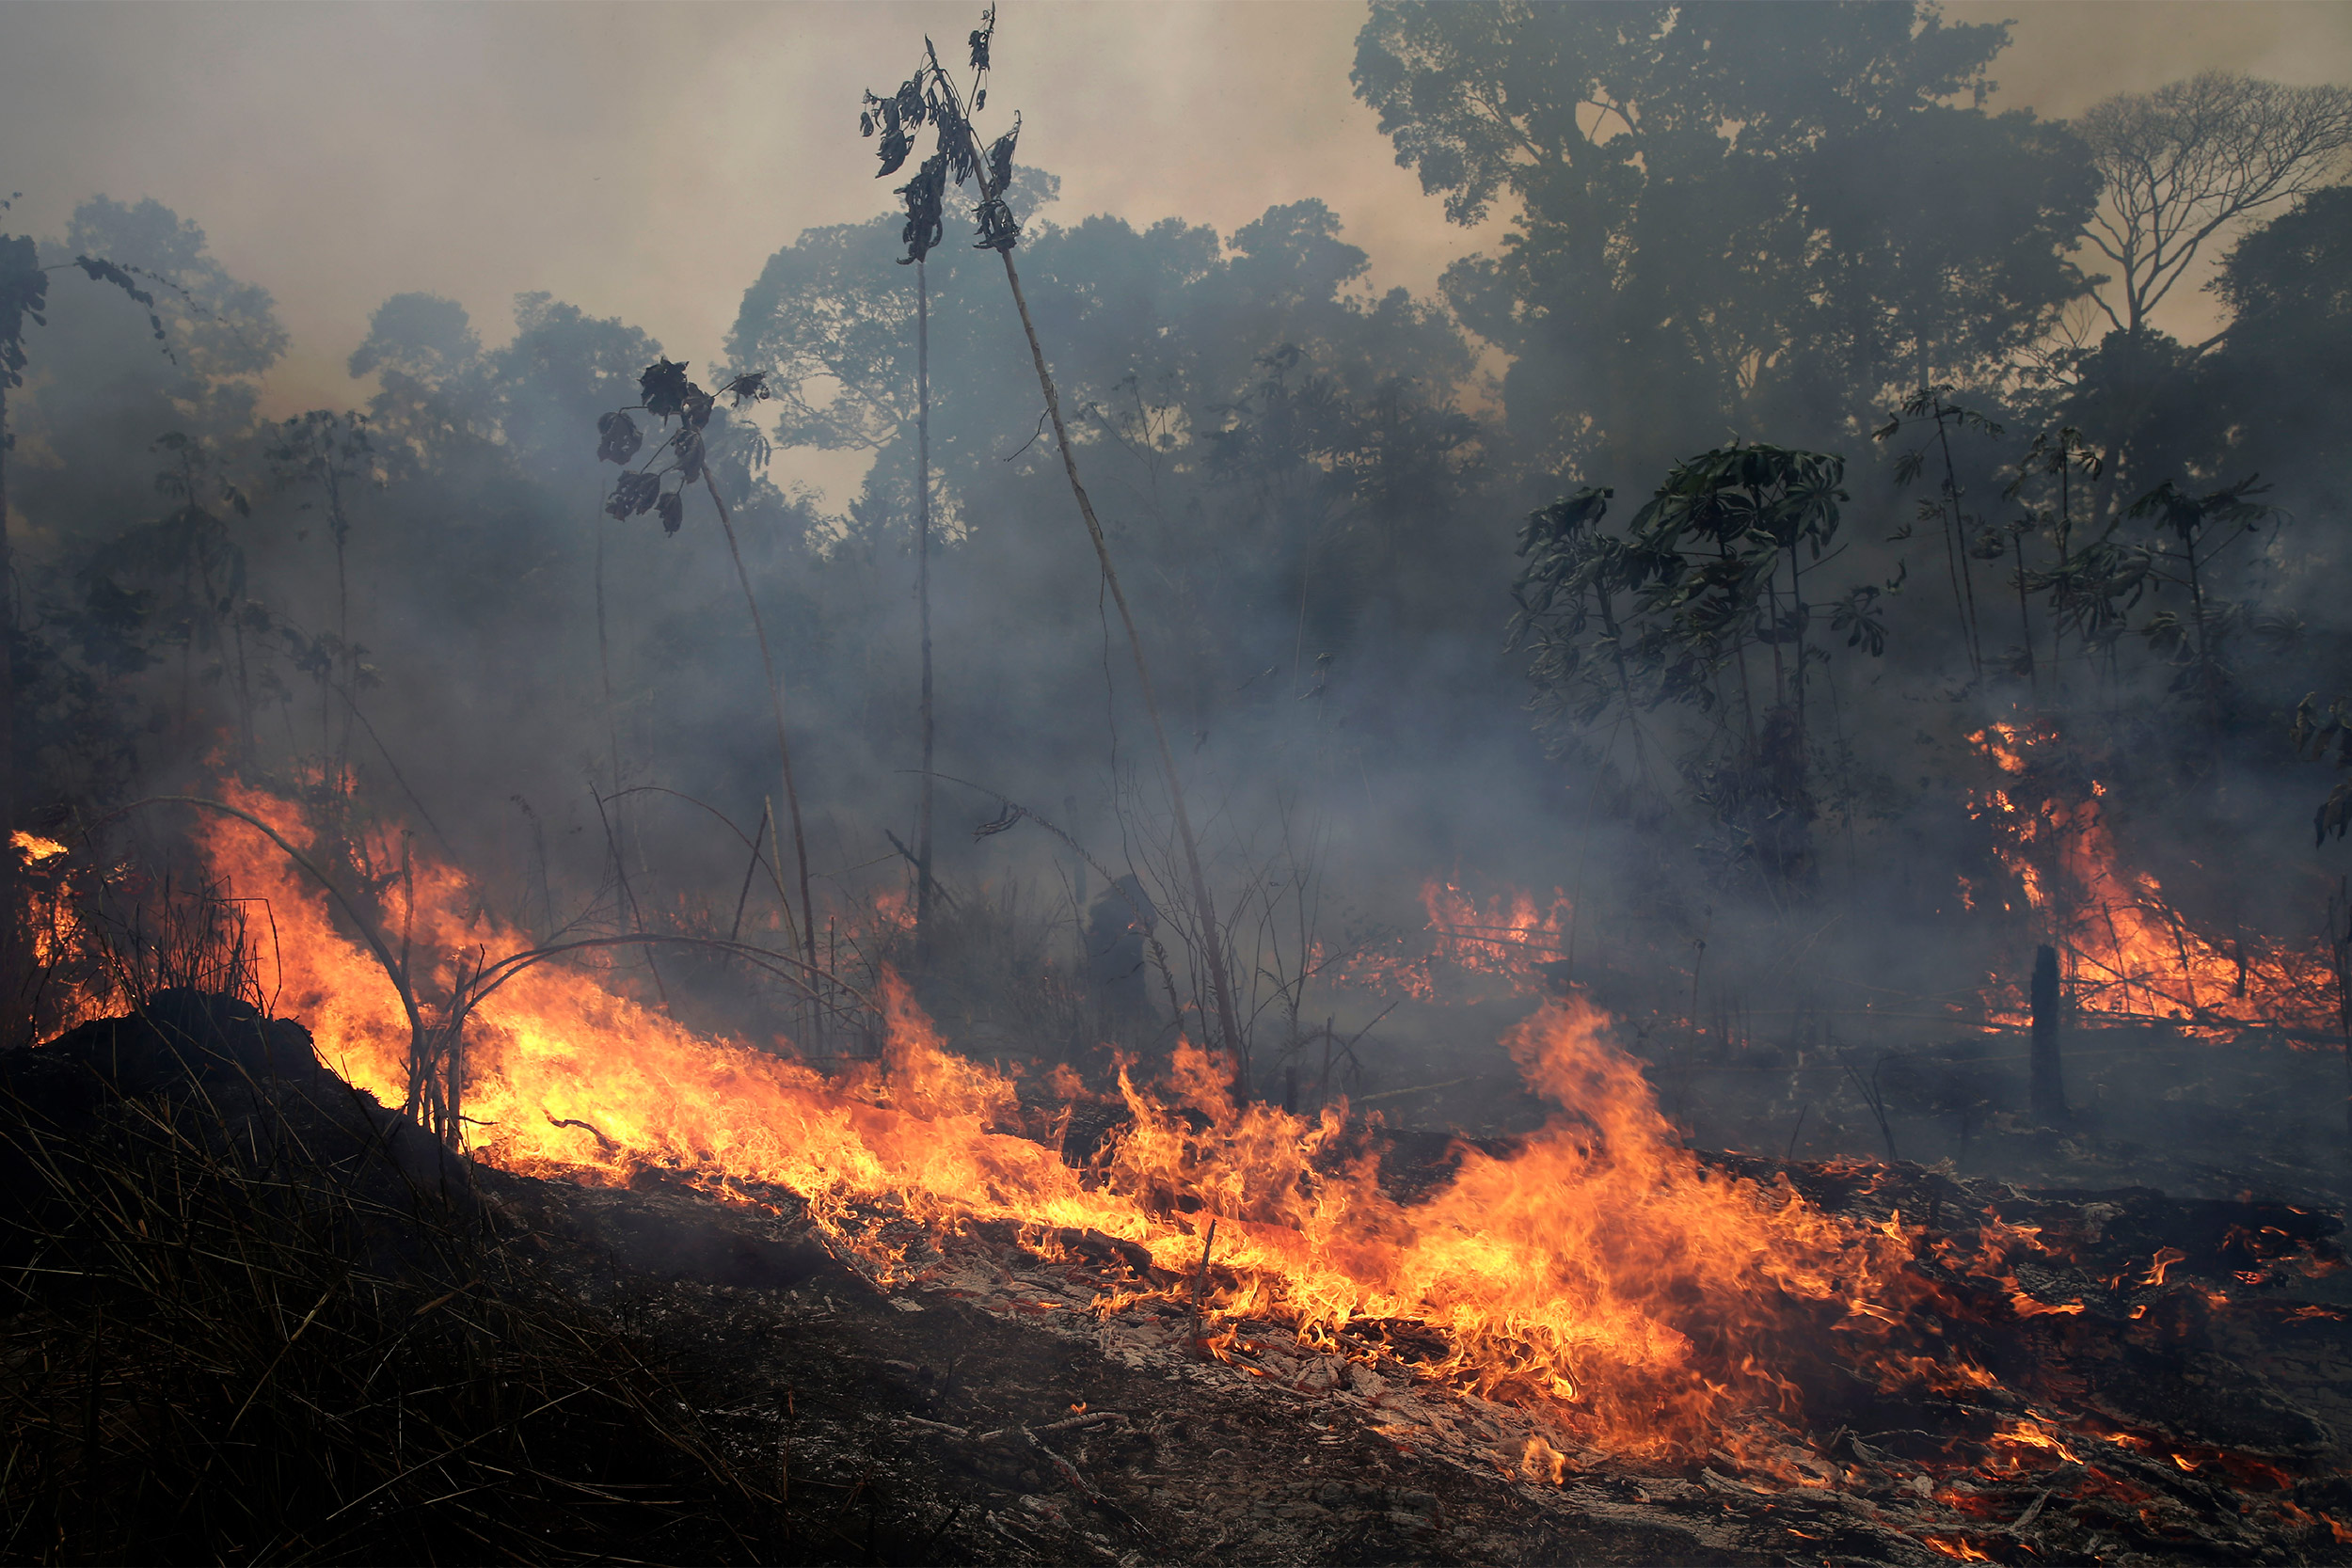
[5,3,2352,1562]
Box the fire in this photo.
[180,784,1958,1458]
[1966,722,2335,1037]
[12,831,69,863]
[1339,879,1574,1001]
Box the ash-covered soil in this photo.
[516,1148,2352,1567]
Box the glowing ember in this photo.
[1966,722,2335,1037]
[183,784,1957,1459]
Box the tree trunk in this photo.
[2030,943,2066,1123]
[0,377,17,1026]
[702,475,818,990]
[914,255,935,960]
[990,246,1248,1082]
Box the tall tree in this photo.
[1351,1,2089,481]
[2060,73,2352,526]
[2077,71,2352,342]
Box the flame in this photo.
[1966,723,2334,1037]
[12,831,69,863]
[1518,1433,1569,1484]
[1924,1538,1994,1562]
[175,784,1970,1458]
[1339,879,1574,1001]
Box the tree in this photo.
[1510,443,1877,894]
[2197,185,2352,496]
[2077,72,2352,342]
[0,201,183,1006]
[1350,1,2087,481]
[859,11,1253,1077]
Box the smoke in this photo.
[2,3,2349,1202]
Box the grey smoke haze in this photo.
[0,0,2348,1189]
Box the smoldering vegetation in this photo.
[5,4,2352,1555]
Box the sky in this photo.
[1,0,2348,422]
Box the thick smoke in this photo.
[3,4,2350,1197]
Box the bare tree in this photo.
[2079,71,2352,343]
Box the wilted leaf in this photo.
[596,410,642,465]
[609,471,660,519]
[639,359,697,420]
[969,5,994,71]
[720,372,770,406]
[657,490,684,535]
[987,112,1021,193]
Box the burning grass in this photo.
[170,782,1993,1464]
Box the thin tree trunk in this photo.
[0,378,16,1017]
[990,246,1248,1079]
[918,37,1244,1079]
[1932,401,1983,680]
[2029,943,2065,1123]
[702,472,818,985]
[914,255,936,958]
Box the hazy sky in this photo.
[2,0,2348,420]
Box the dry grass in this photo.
[0,1011,778,1564]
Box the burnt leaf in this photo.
[973,197,1020,253]
[986,112,1021,194]
[609,470,660,520]
[719,372,771,407]
[596,410,642,465]
[638,358,698,420]
[969,5,993,71]
[657,489,684,536]
[896,152,949,264]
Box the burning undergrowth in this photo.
[165,783,1947,1459]
[8,783,2352,1564]
[1966,721,2340,1039]
[151,790,2344,1483]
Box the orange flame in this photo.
[1967,723,2334,1037]
[187,784,1951,1458]
[1339,879,1573,1001]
